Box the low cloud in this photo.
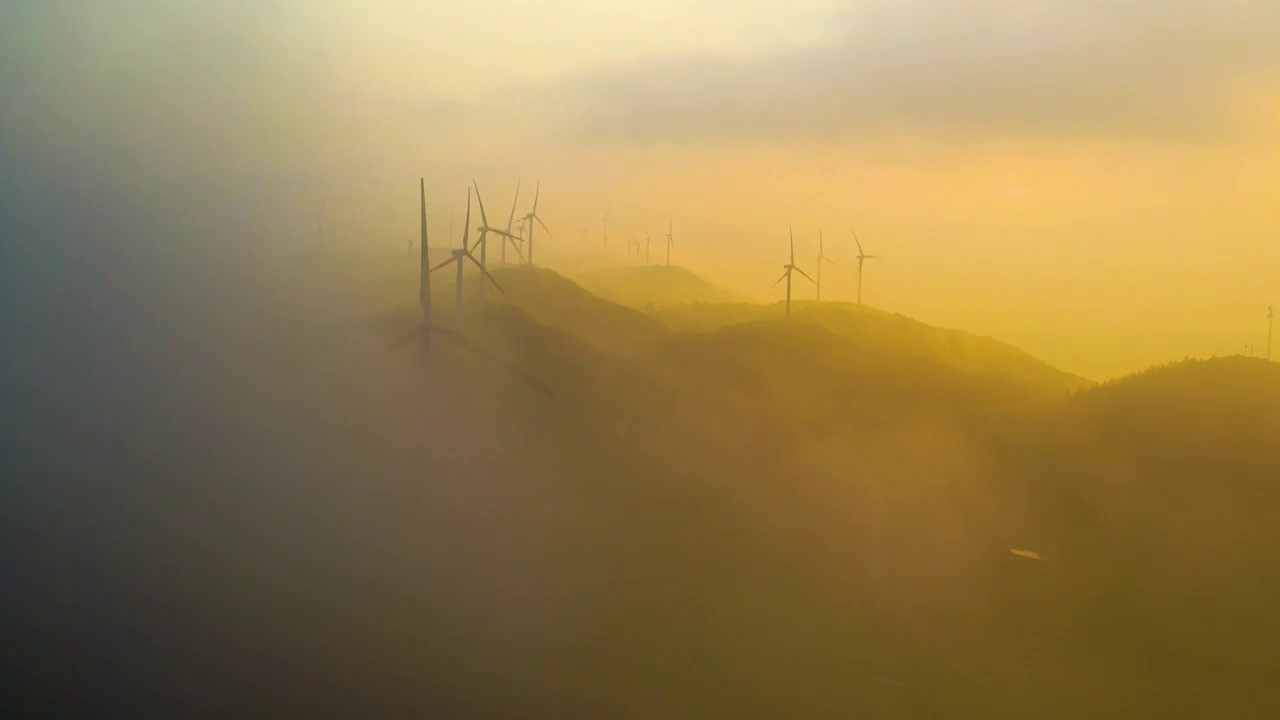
[543,0,1280,146]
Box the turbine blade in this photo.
[472,179,490,230]
[773,270,789,287]
[462,188,472,249]
[488,228,522,241]
[509,237,527,263]
[853,229,864,256]
[465,252,504,293]
[794,265,816,284]
[789,225,795,265]
[531,181,540,214]
[429,257,456,273]
[535,215,551,235]
[505,180,521,231]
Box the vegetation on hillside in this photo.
[336,266,1280,717]
[572,264,752,309]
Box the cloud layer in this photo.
[545,0,1280,146]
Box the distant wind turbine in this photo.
[626,234,642,264]
[603,205,612,251]
[644,225,652,265]
[501,180,523,265]
[815,230,837,301]
[853,229,879,306]
[433,187,504,317]
[418,181,431,334]
[774,225,815,321]
[471,180,521,300]
[665,218,674,266]
[1269,303,1275,361]
[521,182,550,266]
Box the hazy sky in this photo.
[3,1,1278,378]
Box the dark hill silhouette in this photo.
[984,357,1280,715]
[17,234,1279,718]
[309,271,1280,717]
[572,264,752,309]
[487,265,669,355]
[651,318,1079,434]
[655,300,1090,402]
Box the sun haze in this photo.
[4,3,1280,718]
[5,1,1277,377]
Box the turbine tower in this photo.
[418,180,431,333]
[521,182,550,266]
[626,234,641,264]
[773,225,815,321]
[471,180,521,300]
[644,225,652,265]
[501,180,521,265]
[393,179,549,395]
[665,218,674,266]
[853,229,879,306]
[1268,303,1275,361]
[431,188,504,317]
[815,229,838,301]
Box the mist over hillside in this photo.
[5,147,1278,715]
[572,264,753,309]
[4,3,1280,715]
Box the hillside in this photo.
[652,320,1072,432]
[356,298,1280,717]
[572,264,752,309]
[985,357,1280,710]
[43,245,1278,718]
[487,265,669,355]
[655,300,1090,401]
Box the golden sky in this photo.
[3,1,1278,378]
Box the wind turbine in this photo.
[501,180,523,266]
[644,225,652,265]
[390,179,549,395]
[625,234,638,264]
[773,225,815,321]
[1268,303,1275,361]
[418,181,431,333]
[520,182,550,266]
[470,180,521,299]
[852,229,879,306]
[432,187,504,317]
[665,218,674,266]
[815,229,837,301]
